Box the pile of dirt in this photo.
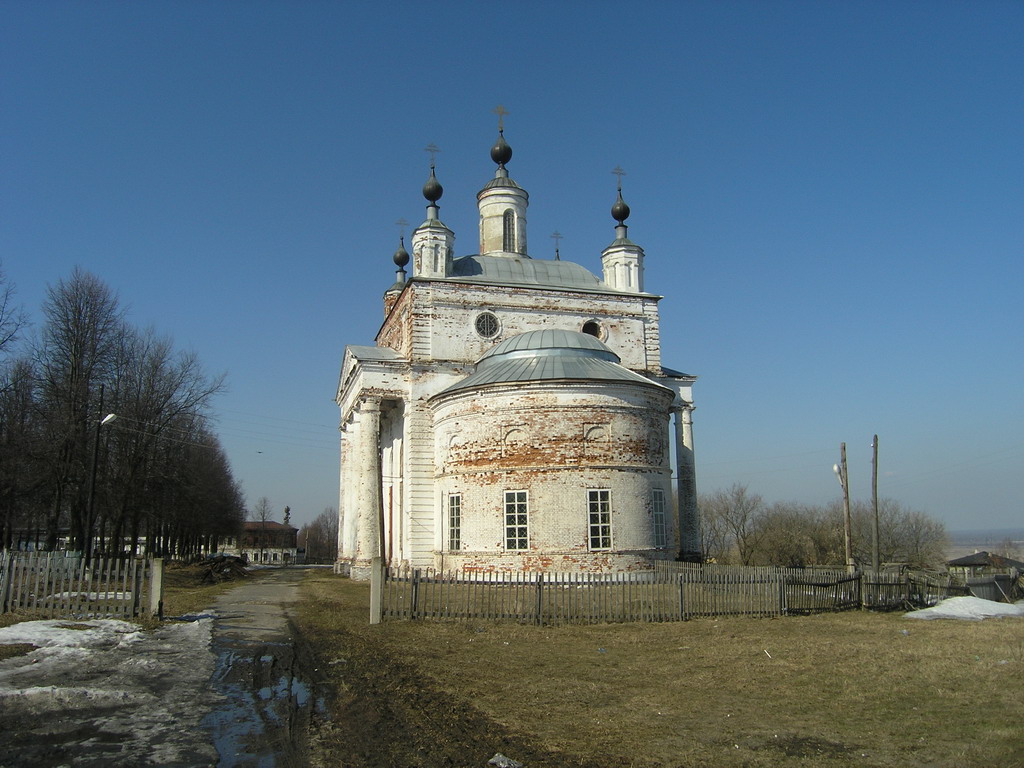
[199,555,250,584]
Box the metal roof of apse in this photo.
[450,255,605,290]
[434,329,671,396]
[480,329,616,361]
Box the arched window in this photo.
[502,209,515,252]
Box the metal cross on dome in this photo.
[493,104,509,131]
[550,231,563,260]
[424,143,440,166]
[612,165,626,190]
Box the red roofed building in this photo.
[234,520,298,565]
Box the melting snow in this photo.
[904,596,1024,621]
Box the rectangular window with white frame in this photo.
[448,493,462,551]
[652,488,667,547]
[588,489,612,550]
[504,490,529,550]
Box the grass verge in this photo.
[295,570,1024,768]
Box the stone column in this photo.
[334,421,351,574]
[351,398,382,580]
[673,404,701,561]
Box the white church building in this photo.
[336,127,699,579]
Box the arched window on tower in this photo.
[503,209,515,252]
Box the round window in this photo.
[581,320,602,338]
[475,312,500,339]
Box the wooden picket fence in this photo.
[0,550,164,619]
[377,561,972,625]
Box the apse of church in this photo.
[336,125,699,580]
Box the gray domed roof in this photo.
[450,255,606,290]
[481,329,616,361]
[433,329,671,397]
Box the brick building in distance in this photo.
[234,520,298,565]
[336,126,699,579]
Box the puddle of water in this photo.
[202,637,313,767]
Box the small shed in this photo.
[947,551,1024,576]
[946,552,1024,602]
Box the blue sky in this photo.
[3,1,1022,530]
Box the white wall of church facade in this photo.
[376,279,664,372]
[429,381,675,572]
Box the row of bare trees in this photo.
[298,507,338,564]
[0,265,244,558]
[699,484,949,569]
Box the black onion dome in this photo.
[611,190,631,224]
[490,131,512,167]
[422,167,443,203]
[393,237,410,268]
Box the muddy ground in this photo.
[0,567,562,768]
[303,627,574,768]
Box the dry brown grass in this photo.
[295,571,1024,768]
[159,560,278,618]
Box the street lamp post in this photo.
[833,442,854,571]
[86,385,117,560]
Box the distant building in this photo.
[336,127,699,580]
[227,521,298,565]
[947,551,1024,577]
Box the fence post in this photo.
[369,557,384,624]
[131,559,144,617]
[535,571,544,625]
[411,568,421,620]
[678,574,686,620]
[0,552,13,614]
[148,558,164,619]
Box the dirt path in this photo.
[203,566,319,767]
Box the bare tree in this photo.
[698,484,764,565]
[0,358,43,548]
[101,326,225,555]
[34,268,125,551]
[299,507,339,564]
[0,263,27,365]
[850,499,948,569]
[751,502,845,567]
[0,267,239,558]
[251,496,273,563]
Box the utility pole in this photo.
[871,435,880,572]
[834,442,854,571]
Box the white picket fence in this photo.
[0,550,164,619]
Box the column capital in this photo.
[359,397,383,413]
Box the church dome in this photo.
[480,329,616,362]
[490,132,513,167]
[434,329,670,396]
[422,166,443,203]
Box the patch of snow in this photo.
[904,596,1024,621]
[0,619,144,658]
[0,617,220,764]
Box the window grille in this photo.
[448,493,462,551]
[475,312,499,339]
[503,209,516,251]
[588,489,612,550]
[652,488,667,547]
[504,490,528,550]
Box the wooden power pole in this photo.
[871,435,880,572]
[839,442,854,570]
